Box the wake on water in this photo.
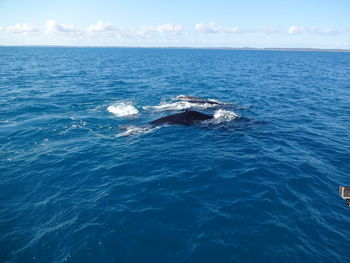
[107,102,139,117]
[213,109,238,121]
[107,96,242,137]
[143,95,231,112]
[116,125,161,137]
[115,110,238,137]
[143,101,218,112]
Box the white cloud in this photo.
[195,22,221,33]
[195,22,240,33]
[309,27,350,36]
[2,23,39,34]
[288,26,303,35]
[84,22,184,38]
[86,21,118,33]
[135,23,183,37]
[45,20,81,34]
[154,23,183,33]
[287,26,349,36]
[2,20,349,46]
[84,21,128,37]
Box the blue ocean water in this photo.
[0,47,350,262]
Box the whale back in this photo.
[150,110,213,125]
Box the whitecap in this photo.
[173,95,225,104]
[116,125,160,137]
[107,102,139,117]
[213,109,238,122]
[143,101,218,112]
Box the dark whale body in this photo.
[150,110,213,125]
[186,100,220,105]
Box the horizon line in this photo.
[1,45,350,52]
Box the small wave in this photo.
[107,102,139,117]
[143,101,218,112]
[0,120,16,124]
[213,109,238,122]
[116,125,160,137]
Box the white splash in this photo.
[213,109,238,121]
[174,95,224,104]
[173,94,187,100]
[143,101,218,112]
[116,125,160,137]
[107,102,139,117]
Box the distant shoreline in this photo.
[1,45,350,52]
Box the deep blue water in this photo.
[1,47,350,262]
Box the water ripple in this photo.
[0,47,350,262]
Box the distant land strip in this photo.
[1,45,350,52]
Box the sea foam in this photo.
[107,102,139,117]
[143,101,218,112]
[213,109,238,121]
[116,125,160,137]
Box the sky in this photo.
[0,0,349,48]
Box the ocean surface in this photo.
[0,47,350,263]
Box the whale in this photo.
[175,95,222,105]
[150,110,213,125]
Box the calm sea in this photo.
[0,47,350,262]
